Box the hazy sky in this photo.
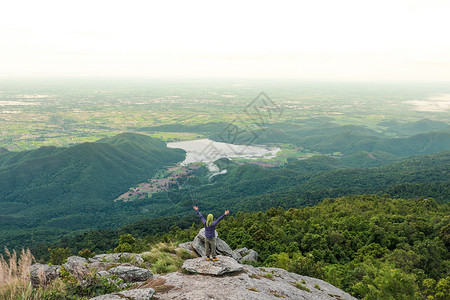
[1,0,450,81]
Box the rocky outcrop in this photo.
[29,253,152,288]
[177,242,194,251]
[90,288,155,300]
[234,247,249,256]
[128,264,357,300]
[29,264,60,286]
[241,249,258,263]
[182,255,243,276]
[32,239,354,299]
[108,266,153,282]
[87,261,122,273]
[233,247,248,260]
[176,241,199,257]
[191,228,215,256]
[89,252,145,266]
[64,256,89,279]
[191,228,240,261]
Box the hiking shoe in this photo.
[212,257,218,261]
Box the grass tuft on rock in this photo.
[294,281,311,292]
[142,242,191,274]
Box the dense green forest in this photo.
[144,150,450,220]
[1,119,449,255]
[0,133,186,250]
[219,195,450,299]
[2,138,448,253]
[41,195,450,300]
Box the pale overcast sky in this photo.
[1,0,449,81]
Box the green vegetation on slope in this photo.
[41,195,450,299]
[217,195,450,300]
[165,151,449,217]
[0,133,186,250]
[3,145,448,254]
[378,118,449,136]
[65,195,448,300]
[27,150,449,257]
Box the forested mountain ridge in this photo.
[378,118,450,136]
[0,133,185,205]
[0,133,186,250]
[0,145,64,167]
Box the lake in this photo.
[167,139,280,174]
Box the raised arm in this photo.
[212,210,229,226]
[193,206,206,225]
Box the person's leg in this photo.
[211,237,217,260]
[205,238,211,260]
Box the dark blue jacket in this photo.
[196,210,226,239]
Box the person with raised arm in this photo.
[193,206,229,261]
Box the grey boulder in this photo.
[89,253,144,266]
[29,263,60,286]
[241,249,258,262]
[192,228,239,260]
[64,256,89,278]
[234,247,249,256]
[177,242,193,251]
[108,266,153,282]
[175,241,198,257]
[87,261,122,273]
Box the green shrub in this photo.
[49,248,71,265]
[48,267,125,299]
[78,249,94,259]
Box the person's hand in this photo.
[225,210,230,215]
[193,206,198,210]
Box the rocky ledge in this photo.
[29,229,356,300]
[177,228,258,263]
[128,260,356,300]
[90,288,155,300]
[29,253,153,287]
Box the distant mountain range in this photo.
[378,118,449,136]
[139,118,450,157]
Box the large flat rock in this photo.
[147,265,357,300]
[182,255,243,276]
[90,288,155,300]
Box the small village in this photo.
[114,163,202,202]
